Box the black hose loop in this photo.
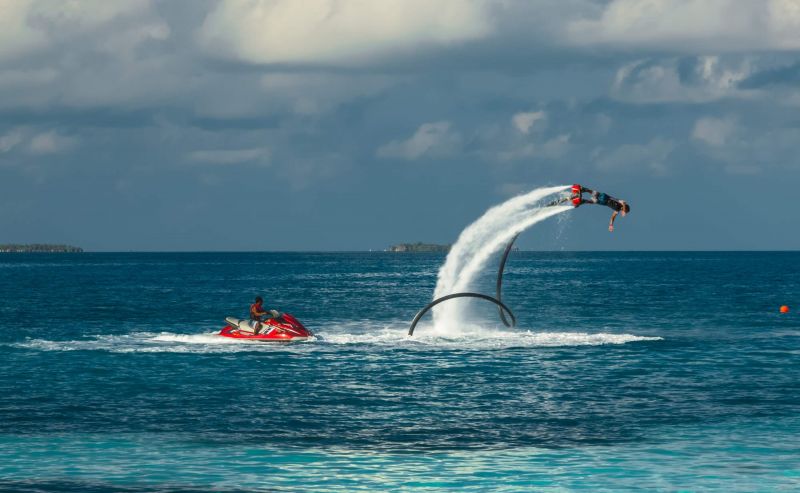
[407,292,516,336]
[496,233,520,327]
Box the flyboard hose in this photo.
[408,233,522,335]
[407,292,517,336]
[496,232,520,328]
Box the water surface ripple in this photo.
[1,252,798,491]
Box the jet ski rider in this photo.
[249,296,281,335]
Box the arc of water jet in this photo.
[410,186,571,336]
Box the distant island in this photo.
[387,242,450,253]
[0,244,83,253]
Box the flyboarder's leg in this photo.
[577,187,603,205]
[545,195,572,207]
[545,185,578,207]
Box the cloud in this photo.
[0,68,59,90]
[690,117,800,174]
[0,0,172,112]
[0,129,24,153]
[377,121,462,160]
[595,138,675,175]
[28,131,78,155]
[197,0,492,65]
[260,72,401,115]
[611,56,754,103]
[1,128,78,156]
[0,0,163,62]
[187,147,271,165]
[738,61,800,89]
[567,0,800,52]
[0,0,45,62]
[495,134,570,162]
[511,110,546,134]
[692,117,737,147]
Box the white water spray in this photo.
[432,185,572,332]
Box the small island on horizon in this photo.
[386,242,450,253]
[0,244,83,253]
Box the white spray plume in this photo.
[432,185,571,332]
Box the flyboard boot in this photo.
[544,184,584,207]
[570,184,583,207]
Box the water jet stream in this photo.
[409,185,572,336]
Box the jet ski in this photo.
[220,312,312,342]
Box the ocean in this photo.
[1,252,798,491]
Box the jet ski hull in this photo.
[219,313,312,342]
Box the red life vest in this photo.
[250,303,263,321]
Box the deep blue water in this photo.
[1,252,798,491]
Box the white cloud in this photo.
[187,147,271,165]
[28,131,77,155]
[27,0,154,29]
[497,143,536,162]
[0,68,59,90]
[567,0,800,51]
[197,0,492,65]
[496,134,570,162]
[692,117,738,147]
[260,72,401,115]
[511,111,546,134]
[691,119,800,174]
[0,0,173,112]
[0,129,24,153]
[0,0,45,62]
[1,128,77,157]
[0,0,161,62]
[542,134,571,158]
[595,138,675,175]
[377,121,462,160]
[612,56,753,103]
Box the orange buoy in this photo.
[780,305,790,313]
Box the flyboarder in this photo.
[550,184,630,232]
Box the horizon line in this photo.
[3,249,799,254]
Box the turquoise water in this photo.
[1,252,798,491]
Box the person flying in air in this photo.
[249,296,281,335]
[550,184,630,232]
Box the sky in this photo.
[1,0,799,251]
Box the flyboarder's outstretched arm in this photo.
[609,211,618,232]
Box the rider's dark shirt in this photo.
[606,197,624,212]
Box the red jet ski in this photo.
[220,313,312,342]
